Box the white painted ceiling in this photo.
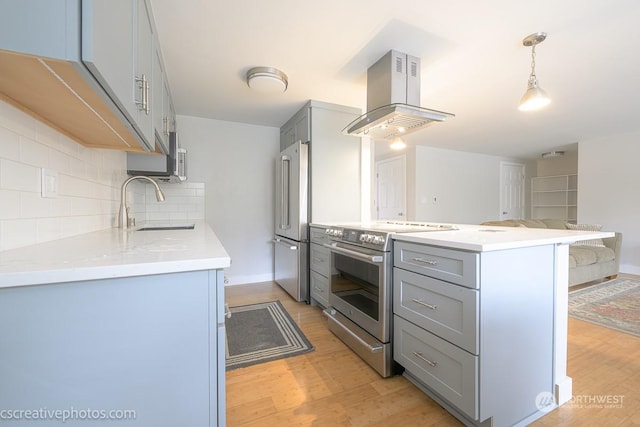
[150,0,640,159]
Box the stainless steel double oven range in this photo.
[321,222,456,377]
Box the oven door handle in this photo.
[322,243,384,264]
[323,309,383,353]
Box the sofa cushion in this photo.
[569,247,598,267]
[517,219,548,228]
[587,245,615,263]
[480,220,524,227]
[540,219,568,230]
[565,223,606,247]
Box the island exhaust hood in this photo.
[343,50,454,139]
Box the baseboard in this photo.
[225,273,274,286]
[620,264,640,276]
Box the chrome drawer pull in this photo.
[412,299,437,310]
[413,352,437,367]
[412,257,438,266]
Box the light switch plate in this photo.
[41,168,58,198]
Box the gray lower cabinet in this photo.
[0,269,226,427]
[310,226,330,308]
[393,241,556,427]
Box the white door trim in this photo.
[375,155,406,220]
[499,161,525,220]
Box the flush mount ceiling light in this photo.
[518,32,551,111]
[246,67,288,93]
[541,150,564,159]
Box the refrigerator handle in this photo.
[272,238,298,250]
[280,155,291,230]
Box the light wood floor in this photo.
[225,278,640,426]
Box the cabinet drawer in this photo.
[394,315,478,420]
[394,242,479,288]
[394,268,478,354]
[310,270,329,308]
[310,227,329,245]
[310,243,330,277]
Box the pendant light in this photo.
[518,32,551,111]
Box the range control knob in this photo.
[373,236,386,245]
[326,228,343,238]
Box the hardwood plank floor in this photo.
[225,279,640,426]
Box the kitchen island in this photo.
[391,224,614,427]
[0,222,230,427]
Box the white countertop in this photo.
[393,223,615,252]
[0,221,230,288]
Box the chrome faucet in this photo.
[118,176,166,229]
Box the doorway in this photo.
[375,155,406,220]
[500,162,525,220]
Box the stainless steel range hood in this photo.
[343,50,454,139]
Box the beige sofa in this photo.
[480,219,622,287]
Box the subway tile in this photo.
[50,196,73,217]
[0,101,37,140]
[35,121,61,148]
[36,217,63,243]
[0,159,40,192]
[20,192,51,218]
[20,136,50,168]
[0,126,21,162]
[0,189,20,219]
[1,218,37,251]
[71,198,102,216]
[48,148,72,175]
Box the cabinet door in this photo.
[133,0,154,149]
[294,107,310,143]
[152,46,167,152]
[81,0,135,119]
[280,125,295,151]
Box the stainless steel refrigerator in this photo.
[274,141,309,302]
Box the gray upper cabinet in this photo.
[133,0,155,148]
[81,0,136,126]
[153,46,177,154]
[0,0,171,153]
[280,106,310,151]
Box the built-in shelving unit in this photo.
[531,174,577,222]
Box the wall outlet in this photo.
[41,168,58,198]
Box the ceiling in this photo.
[150,0,640,159]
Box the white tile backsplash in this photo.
[132,181,205,223]
[0,100,129,251]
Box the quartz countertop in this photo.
[0,221,230,288]
[392,223,615,252]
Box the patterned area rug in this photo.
[569,278,640,337]
[225,300,314,371]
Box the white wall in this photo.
[0,100,127,251]
[176,115,279,285]
[578,131,640,275]
[413,146,523,224]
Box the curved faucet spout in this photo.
[118,176,166,229]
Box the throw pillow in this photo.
[565,223,606,247]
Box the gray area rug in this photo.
[569,278,640,337]
[225,300,314,371]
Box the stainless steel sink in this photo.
[137,225,195,231]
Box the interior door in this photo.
[500,162,525,220]
[375,155,406,220]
